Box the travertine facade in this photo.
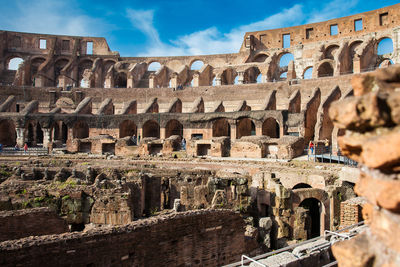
[0,4,399,158]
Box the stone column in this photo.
[230,123,237,140]
[192,72,200,87]
[16,127,25,147]
[160,127,166,139]
[237,71,245,84]
[353,55,361,74]
[149,74,155,88]
[214,77,222,86]
[42,128,51,148]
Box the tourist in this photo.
[0,143,2,153]
[324,139,330,153]
[181,138,186,151]
[309,141,314,154]
[24,143,28,154]
[131,134,137,145]
[14,144,19,151]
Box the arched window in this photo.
[148,62,161,71]
[303,67,313,79]
[190,60,204,70]
[377,38,394,55]
[279,53,294,67]
[8,57,23,70]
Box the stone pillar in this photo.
[149,74,155,88]
[16,127,25,147]
[58,75,66,89]
[42,128,51,148]
[192,72,200,87]
[353,56,361,74]
[160,127,166,139]
[169,74,178,89]
[237,72,245,84]
[256,126,262,136]
[230,123,237,140]
[34,76,44,87]
[104,76,112,88]
[127,76,134,88]
[214,77,222,86]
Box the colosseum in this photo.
[0,3,399,267]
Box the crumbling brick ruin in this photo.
[0,3,399,267]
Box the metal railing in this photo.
[0,147,48,156]
[306,147,358,166]
[223,221,365,267]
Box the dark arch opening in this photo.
[52,121,68,144]
[0,120,16,146]
[262,118,280,138]
[236,118,255,139]
[318,62,334,77]
[115,72,127,88]
[293,183,312,189]
[299,198,321,239]
[212,118,230,137]
[119,120,137,138]
[165,120,183,138]
[73,121,89,139]
[143,120,160,138]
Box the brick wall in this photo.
[339,197,366,228]
[0,207,69,242]
[0,209,246,267]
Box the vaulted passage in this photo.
[0,119,16,146]
[299,198,321,239]
[236,118,255,139]
[262,118,280,138]
[212,118,230,137]
[52,121,68,144]
[143,120,160,138]
[318,62,334,77]
[73,121,89,139]
[25,121,43,147]
[165,120,183,138]
[119,120,137,138]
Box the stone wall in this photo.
[0,207,68,241]
[331,65,400,266]
[339,197,366,228]
[0,210,247,267]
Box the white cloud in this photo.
[0,0,111,36]
[126,9,162,46]
[134,4,305,56]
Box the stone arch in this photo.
[142,120,160,138]
[31,57,46,85]
[0,119,16,146]
[341,41,363,74]
[119,120,137,138]
[54,58,69,86]
[317,61,334,77]
[303,67,313,79]
[147,61,161,71]
[377,37,394,55]
[7,57,24,70]
[293,183,312,189]
[323,44,340,60]
[72,121,89,139]
[278,52,294,67]
[115,72,127,88]
[253,53,268,63]
[299,198,322,238]
[236,118,255,139]
[165,119,183,138]
[262,118,280,138]
[52,121,68,144]
[25,121,43,147]
[190,60,204,70]
[212,118,231,137]
[243,66,261,83]
[379,58,394,68]
[78,59,93,87]
[292,188,329,238]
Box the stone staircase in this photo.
[0,70,17,85]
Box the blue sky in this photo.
[0,0,398,56]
